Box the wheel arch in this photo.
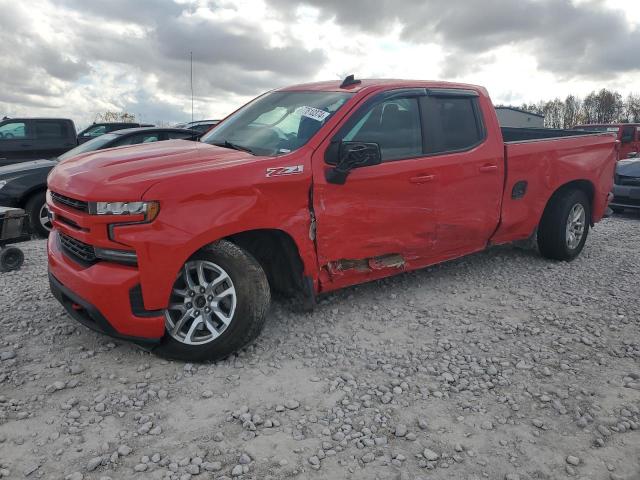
[222,228,309,299]
[541,179,595,225]
[18,185,47,207]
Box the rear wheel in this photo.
[155,240,270,362]
[537,189,590,261]
[25,192,51,238]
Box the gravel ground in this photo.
[1,215,639,480]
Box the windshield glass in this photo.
[58,134,118,161]
[201,91,352,156]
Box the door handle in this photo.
[409,174,435,184]
[479,164,498,173]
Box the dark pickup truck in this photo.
[0,118,77,166]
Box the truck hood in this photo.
[616,159,640,178]
[0,159,57,177]
[47,140,265,199]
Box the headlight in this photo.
[89,201,160,221]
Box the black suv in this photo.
[77,122,154,144]
[0,118,77,166]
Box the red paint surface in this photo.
[47,79,618,340]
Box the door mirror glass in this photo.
[326,141,382,185]
[621,134,633,143]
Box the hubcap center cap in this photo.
[194,295,207,309]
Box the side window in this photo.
[0,121,27,139]
[167,132,195,140]
[343,98,422,161]
[621,125,634,141]
[35,121,66,139]
[84,125,107,137]
[115,133,161,146]
[422,96,484,153]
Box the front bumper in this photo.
[48,230,165,342]
[611,184,640,210]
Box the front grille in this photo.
[617,175,640,187]
[60,233,97,264]
[51,192,88,212]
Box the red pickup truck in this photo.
[576,123,640,160]
[47,78,618,361]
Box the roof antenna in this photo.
[340,74,361,89]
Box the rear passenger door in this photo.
[33,120,76,158]
[419,90,503,257]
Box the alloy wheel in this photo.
[565,203,586,250]
[164,260,237,345]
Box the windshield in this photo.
[201,91,352,156]
[58,133,119,161]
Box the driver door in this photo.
[311,89,439,287]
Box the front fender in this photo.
[112,172,315,311]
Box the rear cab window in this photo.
[34,120,69,140]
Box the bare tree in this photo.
[94,111,137,123]
[624,94,640,123]
[563,95,582,128]
[507,88,638,127]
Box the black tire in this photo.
[0,247,25,272]
[537,189,590,261]
[155,240,270,362]
[25,192,51,238]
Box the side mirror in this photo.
[326,142,382,185]
[621,134,633,143]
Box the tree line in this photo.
[499,89,640,129]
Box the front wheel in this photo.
[25,192,51,238]
[155,240,270,362]
[537,189,590,261]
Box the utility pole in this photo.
[190,52,194,122]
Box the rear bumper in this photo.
[611,184,640,210]
[48,230,165,342]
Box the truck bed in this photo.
[490,133,618,245]
[501,126,597,142]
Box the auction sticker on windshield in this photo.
[296,106,330,122]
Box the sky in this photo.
[0,0,639,128]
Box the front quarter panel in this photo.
[111,151,316,310]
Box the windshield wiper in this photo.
[213,140,255,155]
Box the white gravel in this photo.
[1,215,639,480]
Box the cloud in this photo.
[0,0,326,123]
[266,0,640,78]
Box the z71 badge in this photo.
[266,165,304,177]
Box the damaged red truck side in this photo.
[47,79,618,361]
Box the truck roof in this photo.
[1,117,74,122]
[278,78,487,94]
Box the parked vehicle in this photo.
[611,158,640,213]
[173,120,219,133]
[575,123,640,159]
[47,77,618,361]
[77,122,155,144]
[0,127,198,237]
[0,118,77,166]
